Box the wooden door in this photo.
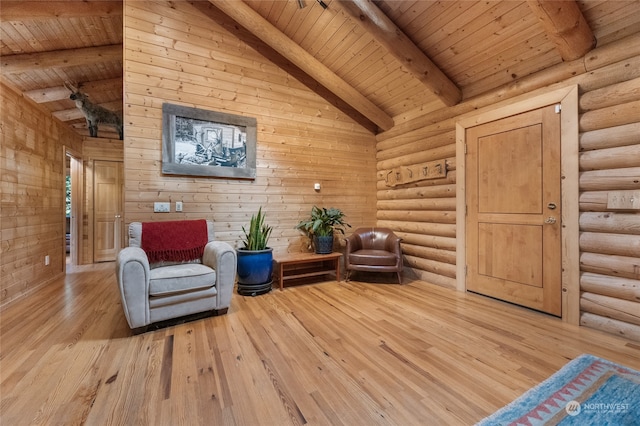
[466,105,562,316]
[94,160,124,262]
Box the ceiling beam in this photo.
[527,0,596,61]
[24,78,124,103]
[23,86,70,104]
[1,45,122,74]
[0,1,122,19]
[336,0,461,107]
[53,100,123,121]
[202,0,394,132]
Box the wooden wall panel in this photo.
[123,1,377,256]
[1,83,83,308]
[376,34,640,340]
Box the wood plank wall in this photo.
[0,83,83,308]
[123,1,377,256]
[376,33,640,340]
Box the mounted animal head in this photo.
[64,81,88,103]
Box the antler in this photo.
[63,80,79,93]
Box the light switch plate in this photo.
[154,202,170,212]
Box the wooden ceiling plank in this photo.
[315,19,362,65]
[0,21,30,54]
[0,2,122,20]
[200,0,393,131]
[423,1,520,58]
[305,9,347,59]
[413,1,477,47]
[335,0,462,107]
[468,32,554,80]
[394,1,449,44]
[432,2,533,70]
[1,44,122,74]
[272,1,300,33]
[292,3,331,47]
[527,0,596,61]
[588,3,640,46]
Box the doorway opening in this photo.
[65,150,82,269]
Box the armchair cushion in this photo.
[149,264,216,296]
[348,249,397,266]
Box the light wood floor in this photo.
[1,263,639,425]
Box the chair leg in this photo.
[345,269,351,281]
[397,271,402,284]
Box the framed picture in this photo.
[162,103,257,179]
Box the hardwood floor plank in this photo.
[1,263,639,425]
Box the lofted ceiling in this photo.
[1,0,640,137]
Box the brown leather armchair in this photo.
[344,228,403,284]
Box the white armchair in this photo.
[116,220,236,334]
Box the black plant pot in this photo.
[314,235,334,254]
[236,248,273,296]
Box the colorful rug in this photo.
[476,354,640,425]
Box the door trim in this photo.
[455,85,579,324]
[64,146,83,271]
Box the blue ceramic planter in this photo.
[314,235,334,254]
[236,248,273,286]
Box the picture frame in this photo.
[162,103,257,179]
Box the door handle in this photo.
[544,217,557,224]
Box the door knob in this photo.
[547,202,557,210]
[544,217,557,224]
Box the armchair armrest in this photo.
[116,247,151,329]
[385,233,403,254]
[203,241,237,310]
[345,233,363,253]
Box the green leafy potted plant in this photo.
[237,207,274,296]
[295,206,351,254]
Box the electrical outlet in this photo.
[45,255,50,266]
[176,201,183,212]
[154,202,170,213]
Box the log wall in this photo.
[123,1,377,256]
[578,86,640,340]
[0,83,83,308]
[376,34,640,340]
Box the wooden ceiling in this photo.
[2,0,639,137]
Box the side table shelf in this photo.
[273,252,342,291]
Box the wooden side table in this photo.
[273,252,342,291]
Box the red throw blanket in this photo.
[141,219,208,264]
